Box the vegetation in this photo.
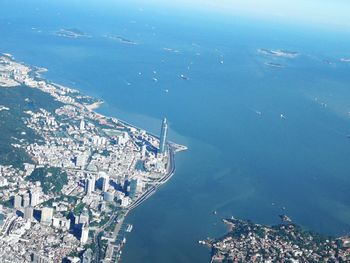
[0,85,62,167]
[26,166,68,194]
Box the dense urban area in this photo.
[0,53,186,263]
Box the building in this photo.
[92,136,106,146]
[120,196,130,208]
[41,207,53,225]
[52,216,71,231]
[141,144,147,157]
[22,193,30,207]
[85,177,95,195]
[0,177,8,187]
[80,223,89,244]
[13,195,22,209]
[77,209,89,225]
[32,253,51,263]
[116,131,129,145]
[24,206,34,221]
[101,174,110,192]
[30,188,40,207]
[129,178,143,198]
[159,117,168,154]
[103,191,114,202]
[76,153,87,168]
[80,119,85,131]
[81,248,93,263]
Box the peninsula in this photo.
[0,53,186,262]
[201,217,350,262]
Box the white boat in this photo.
[126,224,133,232]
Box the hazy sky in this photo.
[133,0,350,28]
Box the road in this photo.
[94,145,176,262]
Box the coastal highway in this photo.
[128,145,175,211]
[95,145,176,262]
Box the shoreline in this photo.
[85,101,104,111]
[0,52,186,262]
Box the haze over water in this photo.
[2,1,350,262]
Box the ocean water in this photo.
[2,1,350,262]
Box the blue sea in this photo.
[2,1,350,262]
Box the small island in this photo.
[265,62,285,68]
[104,34,137,45]
[258,48,299,58]
[55,28,88,38]
[200,217,350,262]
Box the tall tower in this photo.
[159,118,168,154]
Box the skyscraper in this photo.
[41,207,53,225]
[101,174,110,192]
[159,118,168,154]
[13,195,22,209]
[85,177,95,195]
[22,193,30,208]
[24,207,34,221]
[30,188,40,207]
[80,223,89,244]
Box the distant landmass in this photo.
[103,34,137,45]
[55,28,89,38]
[258,48,299,58]
[265,62,285,68]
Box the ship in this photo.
[126,224,133,232]
[180,74,189,80]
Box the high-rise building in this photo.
[30,188,40,207]
[80,223,89,244]
[101,174,110,192]
[77,209,89,225]
[24,206,34,221]
[129,178,143,199]
[103,191,114,202]
[85,177,95,195]
[81,248,93,263]
[13,195,22,209]
[141,144,147,157]
[22,193,30,208]
[159,118,168,154]
[41,207,53,225]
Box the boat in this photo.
[126,224,133,232]
[180,74,189,80]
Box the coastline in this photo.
[0,53,186,262]
[201,217,350,262]
[85,101,104,112]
